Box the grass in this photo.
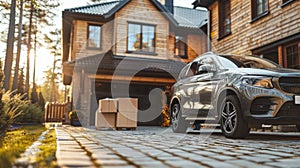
[35,128,58,168]
[0,125,46,168]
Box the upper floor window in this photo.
[218,0,231,39]
[127,23,155,54]
[175,36,187,58]
[285,42,300,69]
[251,0,269,21]
[87,24,101,49]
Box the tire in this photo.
[220,95,250,138]
[171,103,189,133]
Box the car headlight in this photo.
[242,77,274,89]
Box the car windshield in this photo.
[217,55,280,69]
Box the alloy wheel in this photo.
[222,101,237,134]
[171,104,179,130]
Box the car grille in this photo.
[278,77,300,94]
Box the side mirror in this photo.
[197,64,216,74]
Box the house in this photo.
[62,0,208,126]
[192,0,300,69]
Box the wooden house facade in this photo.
[62,0,208,126]
[193,0,300,69]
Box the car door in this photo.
[191,56,219,118]
[175,60,201,117]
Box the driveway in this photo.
[56,126,300,168]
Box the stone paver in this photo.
[55,126,300,168]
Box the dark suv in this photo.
[170,52,300,138]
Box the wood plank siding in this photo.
[114,0,170,59]
[72,20,114,60]
[208,0,300,55]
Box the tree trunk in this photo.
[25,0,33,97]
[3,0,16,91]
[12,0,23,91]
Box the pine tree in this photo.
[17,68,25,95]
[38,91,45,108]
[0,60,6,132]
[3,0,16,90]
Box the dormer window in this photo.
[127,23,156,54]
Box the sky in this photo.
[1,0,198,86]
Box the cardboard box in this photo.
[116,111,137,128]
[117,98,138,113]
[99,98,117,113]
[95,112,116,129]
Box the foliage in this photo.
[38,91,45,108]
[1,91,29,131]
[17,68,25,94]
[35,128,58,168]
[161,105,170,127]
[0,60,5,133]
[0,125,46,168]
[15,103,44,124]
[40,68,64,102]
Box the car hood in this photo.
[228,68,300,77]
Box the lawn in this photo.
[0,125,46,168]
[35,128,58,167]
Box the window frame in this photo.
[284,42,300,69]
[174,35,188,59]
[218,0,231,40]
[251,0,269,23]
[87,24,102,49]
[281,0,295,7]
[127,22,157,55]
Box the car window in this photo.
[187,62,198,77]
[178,65,190,80]
[219,55,280,69]
[198,56,216,73]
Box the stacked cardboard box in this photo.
[95,98,118,129]
[116,98,138,128]
[95,98,138,130]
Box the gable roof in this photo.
[64,1,120,16]
[173,6,207,28]
[63,0,207,29]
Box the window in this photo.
[285,43,300,69]
[87,24,101,49]
[251,0,268,20]
[127,23,155,53]
[218,0,231,39]
[175,36,187,58]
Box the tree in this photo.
[0,60,6,132]
[12,0,24,91]
[3,0,16,90]
[17,67,25,94]
[40,68,63,103]
[38,91,45,108]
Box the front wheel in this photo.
[171,104,188,133]
[220,95,250,138]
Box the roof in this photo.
[66,51,186,78]
[173,6,207,28]
[64,0,207,29]
[64,1,120,16]
[192,0,216,8]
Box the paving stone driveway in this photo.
[56,126,300,168]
